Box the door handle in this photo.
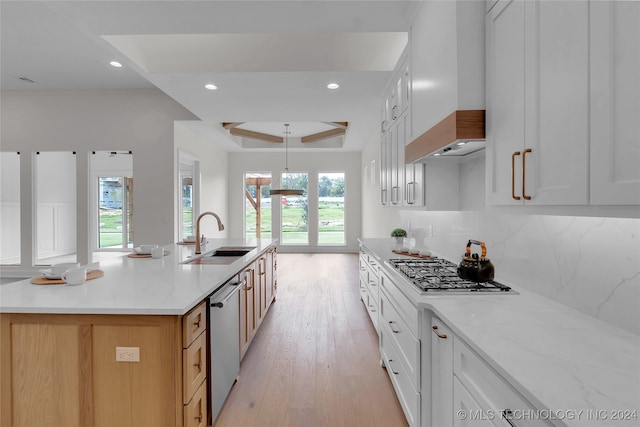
[522,148,532,200]
[511,151,521,200]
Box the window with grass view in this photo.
[318,172,345,245]
[280,172,308,245]
[244,172,272,239]
[98,176,133,249]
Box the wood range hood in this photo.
[405,110,485,163]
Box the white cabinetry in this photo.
[486,0,589,205]
[431,316,453,427]
[453,336,554,427]
[379,269,421,426]
[380,52,425,208]
[590,1,640,205]
[487,0,639,207]
[359,245,380,333]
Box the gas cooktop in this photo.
[386,258,512,293]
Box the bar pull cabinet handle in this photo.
[388,320,400,334]
[192,314,201,329]
[432,325,448,339]
[381,189,387,205]
[406,182,416,204]
[522,148,532,200]
[388,359,399,375]
[391,186,399,204]
[511,151,521,200]
[502,409,517,427]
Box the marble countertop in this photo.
[0,238,276,316]
[360,238,640,427]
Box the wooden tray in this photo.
[31,269,104,285]
[392,250,432,259]
[127,249,170,258]
[176,241,195,245]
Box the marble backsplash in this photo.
[397,210,640,335]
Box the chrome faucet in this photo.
[195,211,225,254]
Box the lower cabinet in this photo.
[378,269,421,427]
[182,302,208,427]
[240,250,277,361]
[453,336,554,427]
[359,246,380,332]
[431,315,453,427]
[1,312,183,427]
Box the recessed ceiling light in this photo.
[327,83,340,90]
[205,83,218,90]
[109,61,123,68]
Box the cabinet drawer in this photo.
[380,289,420,390]
[381,328,420,427]
[183,331,207,404]
[183,301,206,348]
[453,377,494,427]
[454,337,554,427]
[183,380,207,427]
[380,269,418,335]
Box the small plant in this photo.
[390,228,407,238]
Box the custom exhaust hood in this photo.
[405,110,485,162]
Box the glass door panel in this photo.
[280,172,308,245]
[98,176,132,249]
[244,172,272,239]
[318,172,345,245]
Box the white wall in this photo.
[1,89,198,265]
[361,138,640,335]
[228,151,362,252]
[174,123,229,240]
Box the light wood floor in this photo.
[213,253,408,427]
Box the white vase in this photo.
[392,236,404,250]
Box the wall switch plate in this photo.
[116,346,140,362]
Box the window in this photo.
[97,176,133,249]
[280,172,308,245]
[318,172,345,245]
[0,152,21,265]
[244,172,272,239]
[35,151,77,264]
[91,151,133,251]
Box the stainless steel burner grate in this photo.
[387,258,512,292]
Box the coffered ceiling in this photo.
[0,1,418,152]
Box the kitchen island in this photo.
[0,238,277,427]
[359,238,639,427]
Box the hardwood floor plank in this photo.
[213,253,408,427]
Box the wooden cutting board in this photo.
[31,269,104,285]
[392,250,432,259]
[127,249,170,258]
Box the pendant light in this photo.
[270,123,304,196]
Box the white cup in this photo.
[139,244,158,254]
[151,247,164,259]
[62,268,87,285]
[51,262,81,276]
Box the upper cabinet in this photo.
[380,51,426,209]
[486,0,640,206]
[590,1,640,205]
[409,0,486,143]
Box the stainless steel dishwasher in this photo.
[208,276,241,423]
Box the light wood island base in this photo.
[1,313,184,427]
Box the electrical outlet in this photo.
[116,346,140,362]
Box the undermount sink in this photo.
[182,246,256,265]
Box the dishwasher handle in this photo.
[210,280,241,308]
